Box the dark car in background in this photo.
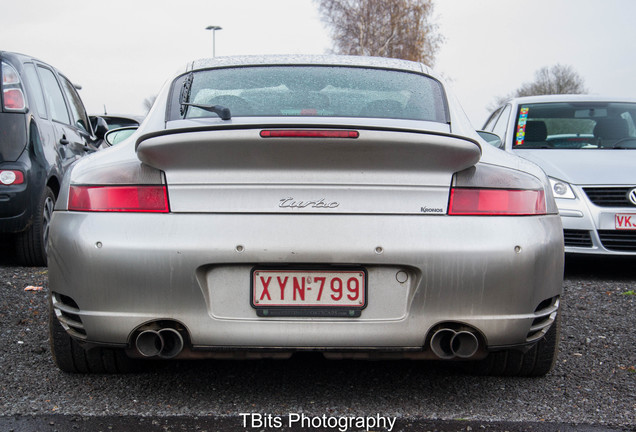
[0,51,103,266]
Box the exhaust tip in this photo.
[430,329,456,359]
[451,331,479,359]
[136,330,164,357]
[158,328,184,359]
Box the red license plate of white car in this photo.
[615,213,636,230]
[251,268,367,317]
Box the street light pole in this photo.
[205,25,223,57]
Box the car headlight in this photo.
[549,177,576,199]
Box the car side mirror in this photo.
[104,126,138,146]
[92,116,109,140]
[477,131,503,149]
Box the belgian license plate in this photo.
[251,268,367,317]
[615,213,636,230]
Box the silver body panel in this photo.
[519,149,636,185]
[48,212,563,349]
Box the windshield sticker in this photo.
[515,107,529,146]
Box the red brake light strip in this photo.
[260,130,359,138]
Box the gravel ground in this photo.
[0,239,634,430]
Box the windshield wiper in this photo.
[178,72,232,121]
[180,102,232,120]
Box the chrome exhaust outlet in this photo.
[158,328,184,359]
[135,330,164,357]
[451,330,479,359]
[430,329,456,359]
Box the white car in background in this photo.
[484,95,636,255]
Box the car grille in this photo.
[563,229,593,247]
[598,230,636,252]
[583,187,636,207]
[526,296,559,343]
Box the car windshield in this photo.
[513,102,636,150]
[170,65,448,123]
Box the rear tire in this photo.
[16,186,55,266]
[464,310,561,377]
[48,298,140,373]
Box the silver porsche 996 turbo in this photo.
[48,55,564,376]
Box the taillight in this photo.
[260,130,359,138]
[68,185,169,213]
[2,61,19,85]
[449,164,552,216]
[3,88,25,110]
[448,188,546,216]
[0,170,25,185]
[2,61,26,111]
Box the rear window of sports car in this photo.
[168,65,448,123]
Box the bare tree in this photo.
[315,0,443,66]
[516,64,587,96]
[489,64,587,110]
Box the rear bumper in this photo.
[48,212,564,354]
[0,159,39,234]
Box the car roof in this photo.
[1,50,48,66]
[188,54,432,75]
[505,94,636,104]
[1,50,84,90]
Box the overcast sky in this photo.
[3,0,635,127]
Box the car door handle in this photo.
[59,136,69,145]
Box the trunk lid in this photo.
[136,126,481,215]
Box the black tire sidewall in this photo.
[16,186,55,266]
